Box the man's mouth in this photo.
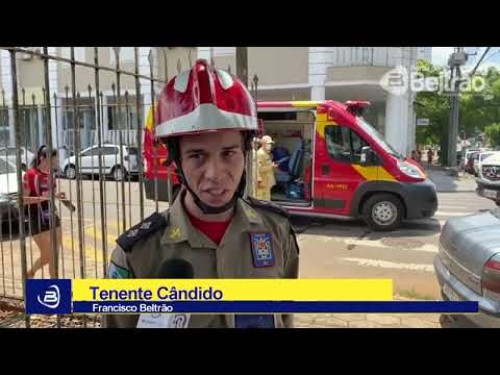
[202,188,227,197]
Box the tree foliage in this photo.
[414,61,500,162]
[484,123,500,147]
[414,60,450,146]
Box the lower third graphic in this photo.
[26,279,72,314]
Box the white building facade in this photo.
[199,47,419,155]
[1,47,420,157]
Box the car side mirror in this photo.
[360,146,378,165]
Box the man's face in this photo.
[179,130,245,208]
[263,142,273,152]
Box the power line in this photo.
[470,47,491,76]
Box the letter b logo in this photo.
[26,279,72,314]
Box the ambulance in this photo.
[143,100,438,231]
[143,105,180,202]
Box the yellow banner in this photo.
[73,279,393,302]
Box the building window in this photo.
[107,95,141,130]
[351,47,373,66]
[60,47,86,61]
[109,47,135,65]
[19,106,41,150]
[362,47,372,65]
[0,106,9,146]
[0,106,8,128]
[62,98,96,130]
[325,125,368,164]
[214,47,235,56]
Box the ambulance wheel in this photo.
[362,193,403,231]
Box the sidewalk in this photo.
[0,299,456,328]
[425,166,477,193]
[0,311,467,328]
[1,297,464,328]
[0,312,449,328]
[295,312,443,328]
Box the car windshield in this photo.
[356,116,403,159]
[0,157,16,174]
[480,152,497,162]
[127,146,138,155]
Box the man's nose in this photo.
[203,156,223,180]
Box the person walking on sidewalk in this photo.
[23,145,66,279]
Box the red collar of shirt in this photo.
[185,208,232,246]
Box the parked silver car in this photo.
[0,146,35,171]
[476,152,500,206]
[434,208,500,327]
[61,144,138,181]
[0,155,20,225]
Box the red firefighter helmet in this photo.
[155,59,258,139]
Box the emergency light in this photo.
[345,100,371,116]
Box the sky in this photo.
[432,47,500,72]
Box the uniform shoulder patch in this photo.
[116,211,169,253]
[245,196,290,219]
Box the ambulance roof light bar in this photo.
[345,100,371,116]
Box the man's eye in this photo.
[189,154,202,160]
[223,151,235,157]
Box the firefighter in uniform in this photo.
[249,137,261,198]
[102,59,300,328]
[256,135,277,201]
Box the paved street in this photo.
[293,195,491,327]
[0,169,494,328]
[295,190,493,301]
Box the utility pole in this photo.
[447,47,467,168]
[236,47,248,87]
[235,47,254,198]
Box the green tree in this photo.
[414,60,450,163]
[484,123,500,148]
[460,67,500,139]
[414,62,500,164]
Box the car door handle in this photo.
[321,164,330,175]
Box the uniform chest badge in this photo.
[249,232,275,268]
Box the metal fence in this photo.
[0,47,174,327]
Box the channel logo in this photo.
[26,279,72,314]
[380,65,486,96]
